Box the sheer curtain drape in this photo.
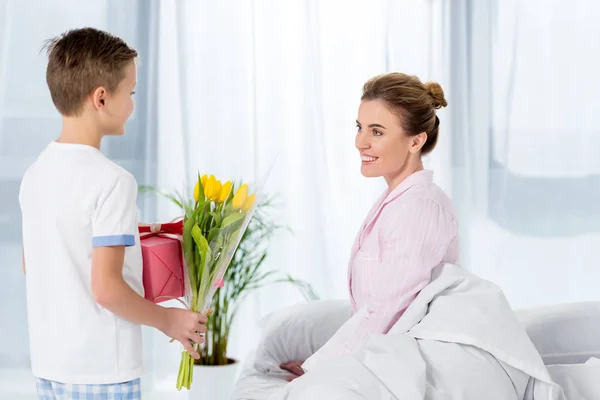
[147,0,449,382]
[451,0,600,308]
[3,0,598,395]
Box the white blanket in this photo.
[261,264,567,400]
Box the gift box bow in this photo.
[139,219,184,239]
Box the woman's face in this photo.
[355,99,422,182]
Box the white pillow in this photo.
[546,358,600,400]
[252,300,600,376]
[515,302,600,365]
[253,299,352,376]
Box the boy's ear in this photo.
[91,87,107,110]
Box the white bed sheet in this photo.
[233,353,287,400]
[234,357,600,400]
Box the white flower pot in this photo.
[188,359,240,400]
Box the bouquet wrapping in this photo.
[175,174,259,390]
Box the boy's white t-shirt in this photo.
[19,141,144,384]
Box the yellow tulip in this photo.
[193,180,200,202]
[205,175,217,199]
[201,174,208,188]
[242,193,256,212]
[218,181,233,203]
[232,184,248,210]
[212,180,222,201]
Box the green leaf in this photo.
[225,183,235,204]
[183,218,198,291]
[192,224,213,299]
[209,211,223,227]
[208,227,220,244]
[138,185,183,209]
[196,173,205,203]
[274,274,320,301]
[221,212,245,229]
[183,218,194,262]
[191,225,210,254]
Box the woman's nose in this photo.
[355,133,369,150]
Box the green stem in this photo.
[183,355,189,388]
[188,348,195,389]
[176,351,187,390]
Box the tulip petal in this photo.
[232,184,249,210]
[242,193,256,212]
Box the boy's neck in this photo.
[57,116,104,150]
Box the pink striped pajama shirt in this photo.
[303,169,459,371]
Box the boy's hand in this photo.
[92,245,208,359]
[161,309,208,359]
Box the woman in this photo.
[281,72,459,378]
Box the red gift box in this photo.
[139,221,185,303]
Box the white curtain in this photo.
[3,0,599,396]
[148,0,449,386]
[453,0,600,308]
[491,0,600,178]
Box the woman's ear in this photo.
[409,132,427,154]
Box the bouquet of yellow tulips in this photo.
[176,173,258,390]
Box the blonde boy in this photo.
[19,27,205,399]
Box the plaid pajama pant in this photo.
[36,378,141,400]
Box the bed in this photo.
[233,265,600,400]
[516,302,600,399]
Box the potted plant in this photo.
[190,194,316,399]
[142,183,316,400]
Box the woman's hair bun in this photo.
[425,81,448,109]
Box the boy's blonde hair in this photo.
[43,27,138,116]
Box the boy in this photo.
[19,27,206,399]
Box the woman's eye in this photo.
[356,124,362,132]
[373,129,382,136]
[130,91,136,96]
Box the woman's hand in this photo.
[280,360,305,381]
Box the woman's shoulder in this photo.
[384,183,458,223]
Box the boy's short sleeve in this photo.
[91,173,138,247]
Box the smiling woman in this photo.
[276,73,531,398]
[281,72,461,379]
[355,72,448,191]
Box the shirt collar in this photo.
[382,169,433,205]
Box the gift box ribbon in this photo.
[139,219,183,239]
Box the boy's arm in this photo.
[92,173,206,358]
[91,245,206,358]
